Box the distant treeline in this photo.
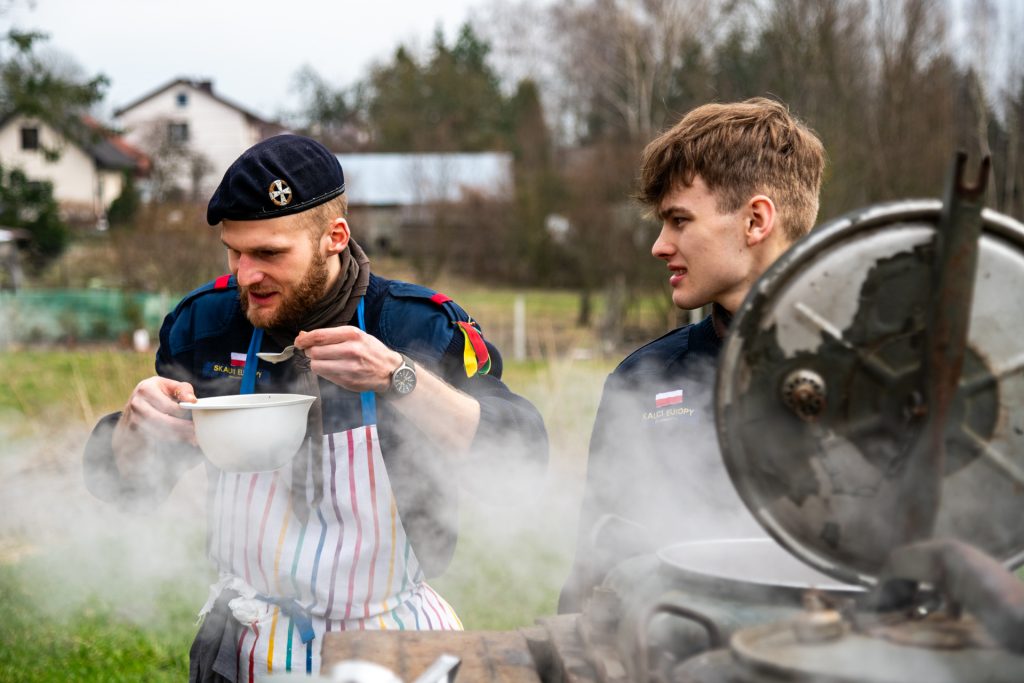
[283,0,1021,333]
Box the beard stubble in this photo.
[239,249,330,330]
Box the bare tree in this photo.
[548,0,712,143]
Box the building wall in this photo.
[0,115,108,210]
[117,84,264,196]
[347,205,407,254]
[97,168,126,208]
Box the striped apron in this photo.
[203,300,462,681]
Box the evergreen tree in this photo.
[291,65,368,152]
[106,171,140,229]
[368,24,510,152]
[0,29,108,266]
[0,30,107,140]
[368,46,428,151]
[0,164,66,269]
[509,79,565,284]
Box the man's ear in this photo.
[324,217,351,255]
[745,195,777,247]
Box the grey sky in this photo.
[6,0,494,122]
[6,0,1021,127]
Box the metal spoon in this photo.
[256,345,300,364]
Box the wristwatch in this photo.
[389,353,417,396]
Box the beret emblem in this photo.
[268,179,293,207]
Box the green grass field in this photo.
[0,346,615,680]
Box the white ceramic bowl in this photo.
[180,394,316,472]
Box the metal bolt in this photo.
[781,369,827,422]
[793,609,845,643]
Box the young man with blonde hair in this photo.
[559,98,825,612]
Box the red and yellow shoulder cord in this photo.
[430,293,492,377]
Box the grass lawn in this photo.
[0,546,204,682]
[0,345,615,679]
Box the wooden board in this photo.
[321,630,543,682]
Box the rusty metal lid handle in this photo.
[870,539,1024,653]
[898,153,990,546]
[634,595,723,682]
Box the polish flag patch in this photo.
[230,352,247,367]
[655,389,684,407]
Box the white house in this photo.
[0,113,144,225]
[114,78,285,198]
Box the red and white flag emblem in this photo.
[655,389,684,407]
[230,352,247,368]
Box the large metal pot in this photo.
[656,538,859,605]
[583,538,862,682]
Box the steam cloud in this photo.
[0,351,774,645]
[0,425,211,623]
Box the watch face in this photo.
[392,366,417,395]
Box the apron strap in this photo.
[240,327,264,395]
[357,298,378,426]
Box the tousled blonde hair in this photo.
[637,97,825,241]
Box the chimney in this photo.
[196,80,214,94]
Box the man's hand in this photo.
[113,376,197,452]
[295,326,401,393]
[296,325,481,453]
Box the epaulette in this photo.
[163,274,241,353]
[385,281,492,377]
[174,273,237,312]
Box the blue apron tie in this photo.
[240,327,264,395]
[255,593,316,644]
[357,298,378,426]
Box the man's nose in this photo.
[235,255,264,287]
[651,228,673,259]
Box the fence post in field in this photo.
[513,294,526,361]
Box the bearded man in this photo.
[84,134,548,682]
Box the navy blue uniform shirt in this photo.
[559,307,761,612]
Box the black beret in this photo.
[207,134,345,225]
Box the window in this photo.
[176,91,188,107]
[168,122,189,144]
[20,127,39,150]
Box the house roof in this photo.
[80,116,150,173]
[114,78,276,127]
[0,112,146,172]
[339,153,513,207]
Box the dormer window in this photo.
[20,126,39,150]
[176,91,188,107]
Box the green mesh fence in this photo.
[0,289,179,346]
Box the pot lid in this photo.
[715,193,1024,586]
[730,618,1024,683]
